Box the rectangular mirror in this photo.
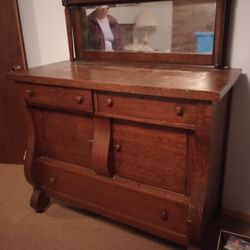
[63,0,230,66]
[81,0,216,54]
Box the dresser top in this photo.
[8,60,241,101]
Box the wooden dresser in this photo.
[8,0,241,249]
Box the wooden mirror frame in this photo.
[62,0,232,67]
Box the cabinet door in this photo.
[112,120,190,195]
[32,108,93,169]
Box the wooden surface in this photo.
[0,0,27,163]
[8,60,241,101]
[10,60,240,249]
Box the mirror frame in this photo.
[62,0,232,67]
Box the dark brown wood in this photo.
[213,0,232,67]
[30,188,51,213]
[70,5,85,60]
[65,6,75,61]
[0,0,27,163]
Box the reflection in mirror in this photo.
[82,0,216,54]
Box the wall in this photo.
[18,0,68,67]
[222,0,250,215]
[171,0,216,52]
[18,0,250,215]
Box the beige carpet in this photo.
[0,164,182,250]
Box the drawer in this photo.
[17,83,93,112]
[38,159,189,244]
[96,92,197,126]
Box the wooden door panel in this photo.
[112,120,188,194]
[0,0,27,163]
[33,109,93,168]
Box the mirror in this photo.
[81,0,216,54]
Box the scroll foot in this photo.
[30,189,51,213]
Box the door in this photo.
[0,0,27,163]
[112,120,189,195]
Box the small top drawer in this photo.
[17,83,93,113]
[96,92,197,127]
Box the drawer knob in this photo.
[175,106,184,116]
[106,99,113,107]
[160,210,169,221]
[26,89,34,97]
[11,64,21,71]
[75,96,83,104]
[49,176,57,184]
[88,139,94,146]
[114,144,122,152]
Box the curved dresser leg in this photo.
[30,189,51,213]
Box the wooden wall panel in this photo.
[172,0,216,52]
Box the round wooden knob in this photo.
[106,99,113,107]
[160,210,169,221]
[26,89,34,97]
[11,64,21,71]
[49,176,57,184]
[175,106,184,116]
[88,139,94,146]
[114,144,122,152]
[75,96,83,104]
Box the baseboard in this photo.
[222,208,250,224]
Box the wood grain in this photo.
[8,61,241,101]
[112,120,188,194]
[38,157,189,245]
[91,117,112,176]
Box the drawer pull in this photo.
[75,96,83,104]
[88,139,94,146]
[114,144,122,152]
[49,176,57,184]
[175,106,184,116]
[26,89,34,97]
[160,210,169,221]
[106,99,113,107]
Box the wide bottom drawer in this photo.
[38,158,189,246]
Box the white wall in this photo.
[18,0,250,215]
[18,0,68,67]
[222,0,250,215]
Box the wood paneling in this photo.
[34,109,93,168]
[0,0,27,163]
[172,0,217,52]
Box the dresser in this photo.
[8,0,241,249]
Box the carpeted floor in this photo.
[0,164,183,250]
